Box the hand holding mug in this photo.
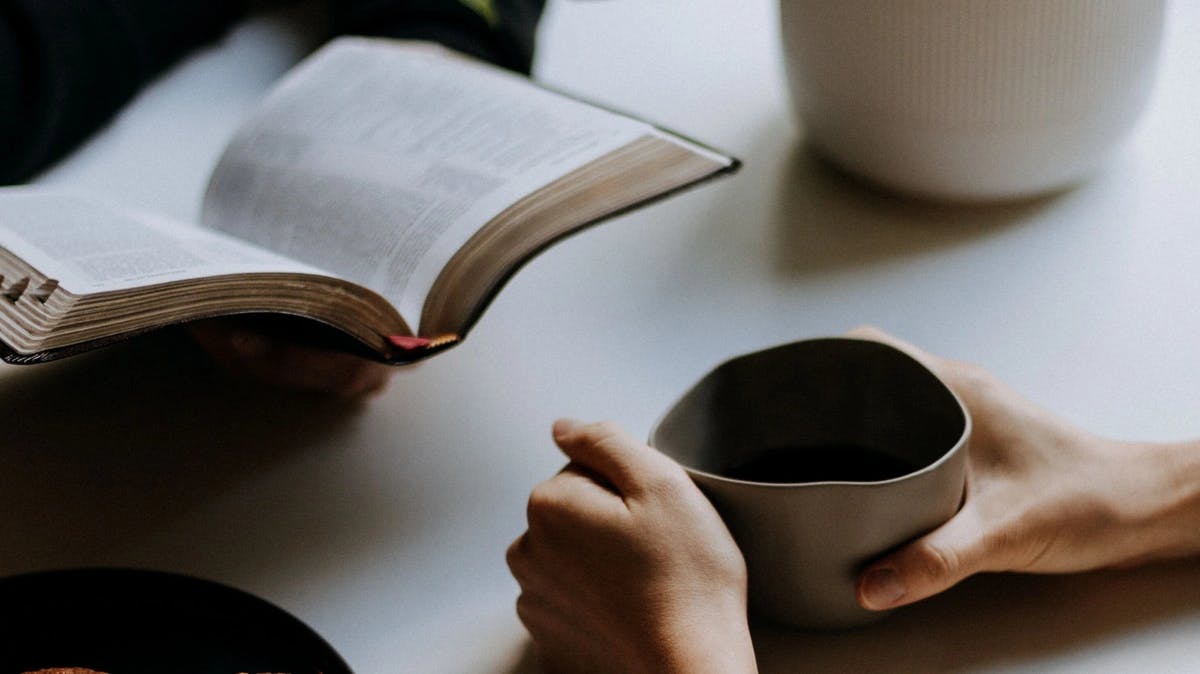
[506,420,757,674]
[507,330,1200,673]
[850,327,1200,611]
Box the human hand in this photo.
[189,320,393,397]
[507,420,758,674]
[851,326,1200,611]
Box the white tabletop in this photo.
[5,1,1200,672]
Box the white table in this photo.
[5,1,1200,672]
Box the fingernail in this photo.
[860,567,906,610]
[552,418,581,438]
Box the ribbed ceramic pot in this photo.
[650,338,971,628]
[780,1,1167,201]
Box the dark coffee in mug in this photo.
[724,444,919,484]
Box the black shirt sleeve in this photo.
[0,0,545,186]
[332,0,545,74]
[0,0,250,185]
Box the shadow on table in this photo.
[0,330,373,575]
[493,562,1200,674]
[767,143,1060,277]
[755,559,1200,672]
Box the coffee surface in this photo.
[724,444,919,483]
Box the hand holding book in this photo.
[0,38,737,380]
[189,319,393,396]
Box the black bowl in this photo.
[0,568,353,674]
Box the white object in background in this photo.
[780,0,1167,201]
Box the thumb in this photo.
[856,506,990,610]
[844,325,953,384]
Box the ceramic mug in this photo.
[780,0,1167,201]
[650,338,971,628]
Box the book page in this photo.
[201,38,651,331]
[0,190,332,295]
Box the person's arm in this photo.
[332,0,545,73]
[507,419,758,674]
[0,0,384,395]
[850,326,1200,611]
[0,0,249,184]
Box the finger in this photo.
[551,419,679,497]
[515,592,560,637]
[188,321,259,369]
[843,325,1006,409]
[254,340,392,396]
[844,325,949,377]
[514,592,587,663]
[506,532,571,597]
[556,461,621,497]
[506,532,536,587]
[856,505,991,610]
[526,464,628,534]
[192,324,391,396]
[515,587,606,674]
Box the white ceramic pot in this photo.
[781,0,1167,201]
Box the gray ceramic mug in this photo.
[650,338,970,628]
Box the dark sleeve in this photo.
[331,0,546,74]
[0,0,248,185]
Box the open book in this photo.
[0,38,737,365]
